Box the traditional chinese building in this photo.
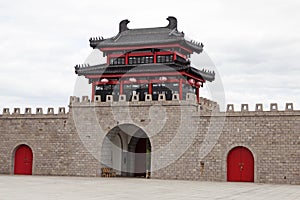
[75,16,215,103]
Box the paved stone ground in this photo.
[0,175,299,200]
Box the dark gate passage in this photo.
[134,138,151,177]
[227,146,254,182]
[14,145,33,175]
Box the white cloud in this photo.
[0,0,299,112]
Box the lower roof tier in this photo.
[75,62,215,82]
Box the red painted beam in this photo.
[108,54,126,58]
[128,52,154,57]
[86,72,182,79]
[100,44,193,54]
[87,71,205,83]
[93,78,182,85]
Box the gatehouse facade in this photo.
[0,17,299,184]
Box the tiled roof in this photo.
[89,17,204,53]
[75,62,215,82]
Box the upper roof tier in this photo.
[89,16,204,54]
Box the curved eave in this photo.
[183,41,203,54]
[75,63,215,83]
[188,67,215,82]
[76,63,187,76]
[90,40,203,54]
[90,38,182,49]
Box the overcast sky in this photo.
[1,0,299,112]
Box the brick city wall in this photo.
[0,95,299,184]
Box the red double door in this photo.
[227,146,254,182]
[14,145,33,175]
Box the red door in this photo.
[14,145,33,175]
[227,146,254,182]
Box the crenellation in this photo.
[82,96,90,103]
[119,95,126,102]
[72,94,201,105]
[25,108,32,114]
[68,94,298,113]
[285,103,293,111]
[158,94,166,101]
[3,108,10,115]
[58,107,66,114]
[172,94,179,101]
[255,104,263,111]
[227,104,234,112]
[106,95,113,102]
[222,103,298,113]
[186,93,197,103]
[241,104,249,111]
[199,97,219,112]
[270,103,278,111]
[145,94,152,101]
[94,95,101,102]
[13,108,20,114]
[36,108,43,114]
[0,107,71,116]
[70,96,80,105]
[47,108,54,114]
[132,94,139,101]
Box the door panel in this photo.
[14,145,33,175]
[227,146,254,182]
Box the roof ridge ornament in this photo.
[119,19,130,33]
[166,16,177,30]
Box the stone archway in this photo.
[101,124,151,178]
[101,128,124,176]
[227,146,254,182]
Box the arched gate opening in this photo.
[101,124,151,178]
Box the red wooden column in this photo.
[125,53,129,65]
[196,87,200,103]
[179,78,183,100]
[120,80,123,95]
[91,82,96,102]
[173,52,177,60]
[148,81,152,94]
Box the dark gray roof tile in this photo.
[89,17,203,53]
[75,63,215,82]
